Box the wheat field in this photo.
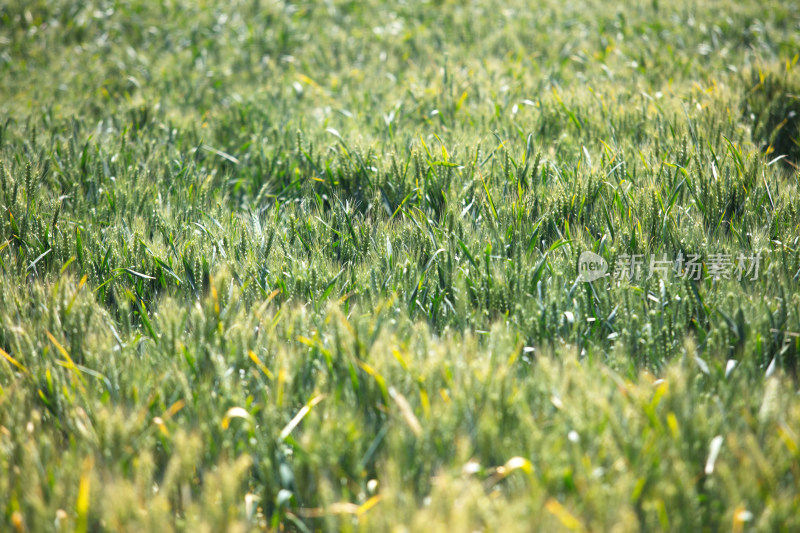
[1,0,799,531]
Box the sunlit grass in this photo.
[1,0,799,530]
